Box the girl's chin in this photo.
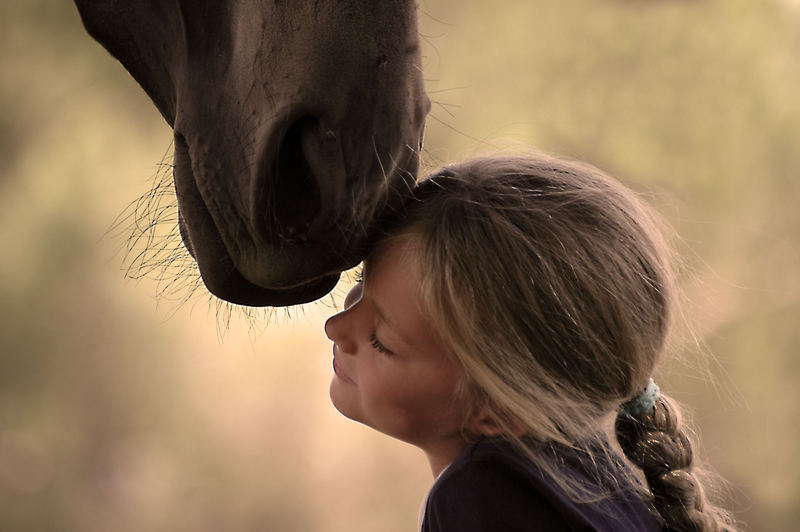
[329,380,362,422]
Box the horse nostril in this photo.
[273,117,323,240]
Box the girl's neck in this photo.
[424,437,470,477]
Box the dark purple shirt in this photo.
[421,437,663,531]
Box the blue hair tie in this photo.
[620,378,660,416]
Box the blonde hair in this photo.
[379,154,737,531]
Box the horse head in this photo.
[74,0,429,306]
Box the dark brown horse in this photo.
[74,0,429,306]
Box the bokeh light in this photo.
[2,1,798,530]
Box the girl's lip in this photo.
[332,348,357,386]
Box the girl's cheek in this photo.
[358,365,384,398]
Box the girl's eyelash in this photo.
[354,267,364,283]
[369,332,393,356]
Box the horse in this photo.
[74,0,430,307]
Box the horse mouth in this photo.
[173,133,353,307]
[176,202,344,306]
[181,222,343,307]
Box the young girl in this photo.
[325,154,737,531]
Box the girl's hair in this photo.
[380,154,736,531]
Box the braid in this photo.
[615,395,735,531]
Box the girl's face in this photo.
[325,235,470,467]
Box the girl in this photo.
[325,154,738,531]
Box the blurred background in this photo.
[1,0,798,530]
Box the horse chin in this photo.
[214,268,342,307]
[178,215,344,306]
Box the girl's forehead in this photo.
[363,233,421,280]
[361,235,434,339]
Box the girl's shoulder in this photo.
[421,437,663,532]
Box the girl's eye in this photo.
[369,332,394,356]
[353,266,364,283]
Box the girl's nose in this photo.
[324,313,356,354]
[324,281,364,354]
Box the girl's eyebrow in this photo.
[373,300,413,348]
[361,257,412,345]
[372,297,395,329]
[361,258,389,321]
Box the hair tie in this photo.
[620,378,660,416]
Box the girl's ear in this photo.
[467,414,504,436]
[467,406,517,436]
[465,406,525,437]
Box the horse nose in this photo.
[270,116,346,241]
